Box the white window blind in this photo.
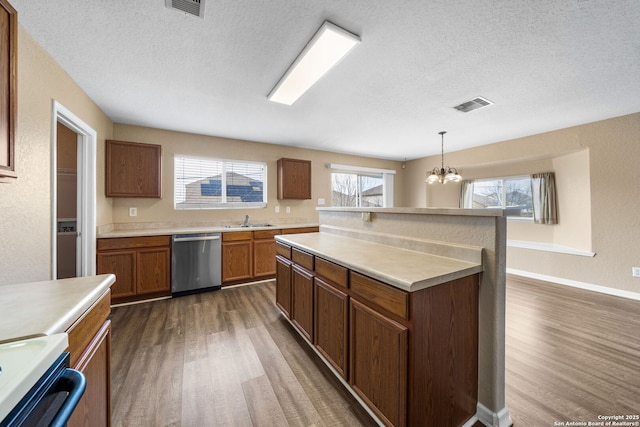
[174,156,267,210]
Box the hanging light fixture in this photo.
[425,131,462,184]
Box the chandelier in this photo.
[425,131,462,184]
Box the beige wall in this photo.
[108,124,405,226]
[405,113,640,293]
[0,26,113,285]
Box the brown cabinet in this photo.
[0,0,17,182]
[223,227,318,286]
[291,264,314,341]
[222,231,253,283]
[253,229,280,278]
[66,289,111,427]
[97,235,171,304]
[276,240,480,427]
[314,275,349,378]
[275,255,292,316]
[350,298,408,427]
[277,158,311,200]
[105,140,162,198]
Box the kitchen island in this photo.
[276,207,511,427]
[0,274,115,426]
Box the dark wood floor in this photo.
[110,282,376,427]
[110,278,640,427]
[505,276,640,426]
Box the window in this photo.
[329,164,395,208]
[174,156,266,210]
[463,176,533,218]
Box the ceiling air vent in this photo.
[453,97,493,113]
[165,0,205,18]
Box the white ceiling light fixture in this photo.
[426,131,462,184]
[268,21,361,106]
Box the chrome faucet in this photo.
[243,215,249,227]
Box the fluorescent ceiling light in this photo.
[268,21,361,105]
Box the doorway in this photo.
[51,101,97,279]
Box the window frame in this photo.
[466,175,533,221]
[328,163,395,208]
[174,155,267,210]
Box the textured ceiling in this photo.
[12,0,640,160]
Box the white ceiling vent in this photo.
[453,97,494,113]
[165,0,205,18]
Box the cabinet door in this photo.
[350,298,408,427]
[136,246,171,295]
[97,250,136,299]
[254,239,276,277]
[68,320,111,427]
[0,0,17,182]
[277,158,311,200]
[291,265,314,341]
[275,255,292,317]
[105,139,161,198]
[222,241,253,283]
[314,276,348,378]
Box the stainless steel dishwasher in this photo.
[171,232,221,296]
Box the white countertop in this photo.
[0,274,115,343]
[0,334,69,421]
[276,233,483,292]
[98,223,319,238]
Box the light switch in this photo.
[317,198,325,205]
[286,207,291,214]
[275,205,280,213]
[129,207,137,217]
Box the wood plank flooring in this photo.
[505,276,640,426]
[110,282,376,427]
[110,278,640,427]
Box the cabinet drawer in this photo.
[292,248,314,271]
[253,229,281,240]
[315,257,348,289]
[66,290,111,367]
[97,235,170,251]
[276,241,292,259]
[350,272,409,320]
[222,231,253,241]
[282,227,319,234]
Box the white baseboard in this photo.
[476,403,513,427]
[507,268,640,301]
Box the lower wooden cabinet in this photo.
[222,232,253,283]
[275,241,480,427]
[314,276,349,378]
[291,264,314,341]
[66,289,111,427]
[97,236,171,304]
[275,255,292,316]
[350,298,408,427]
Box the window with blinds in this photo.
[174,156,267,210]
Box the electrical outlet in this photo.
[129,207,137,217]
[632,267,640,278]
[286,207,291,214]
[275,205,280,213]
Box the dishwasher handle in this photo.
[173,235,221,243]
[49,368,86,427]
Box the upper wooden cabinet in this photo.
[277,158,311,200]
[105,139,162,198]
[0,0,17,182]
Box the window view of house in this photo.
[469,177,533,218]
[175,157,266,209]
[331,172,384,207]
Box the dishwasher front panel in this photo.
[171,233,222,295]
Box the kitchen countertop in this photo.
[0,274,115,344]
[276,232,483,292]
[97,223,319,238]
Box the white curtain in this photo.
[459,180,474,208]
[531,172,558,224]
